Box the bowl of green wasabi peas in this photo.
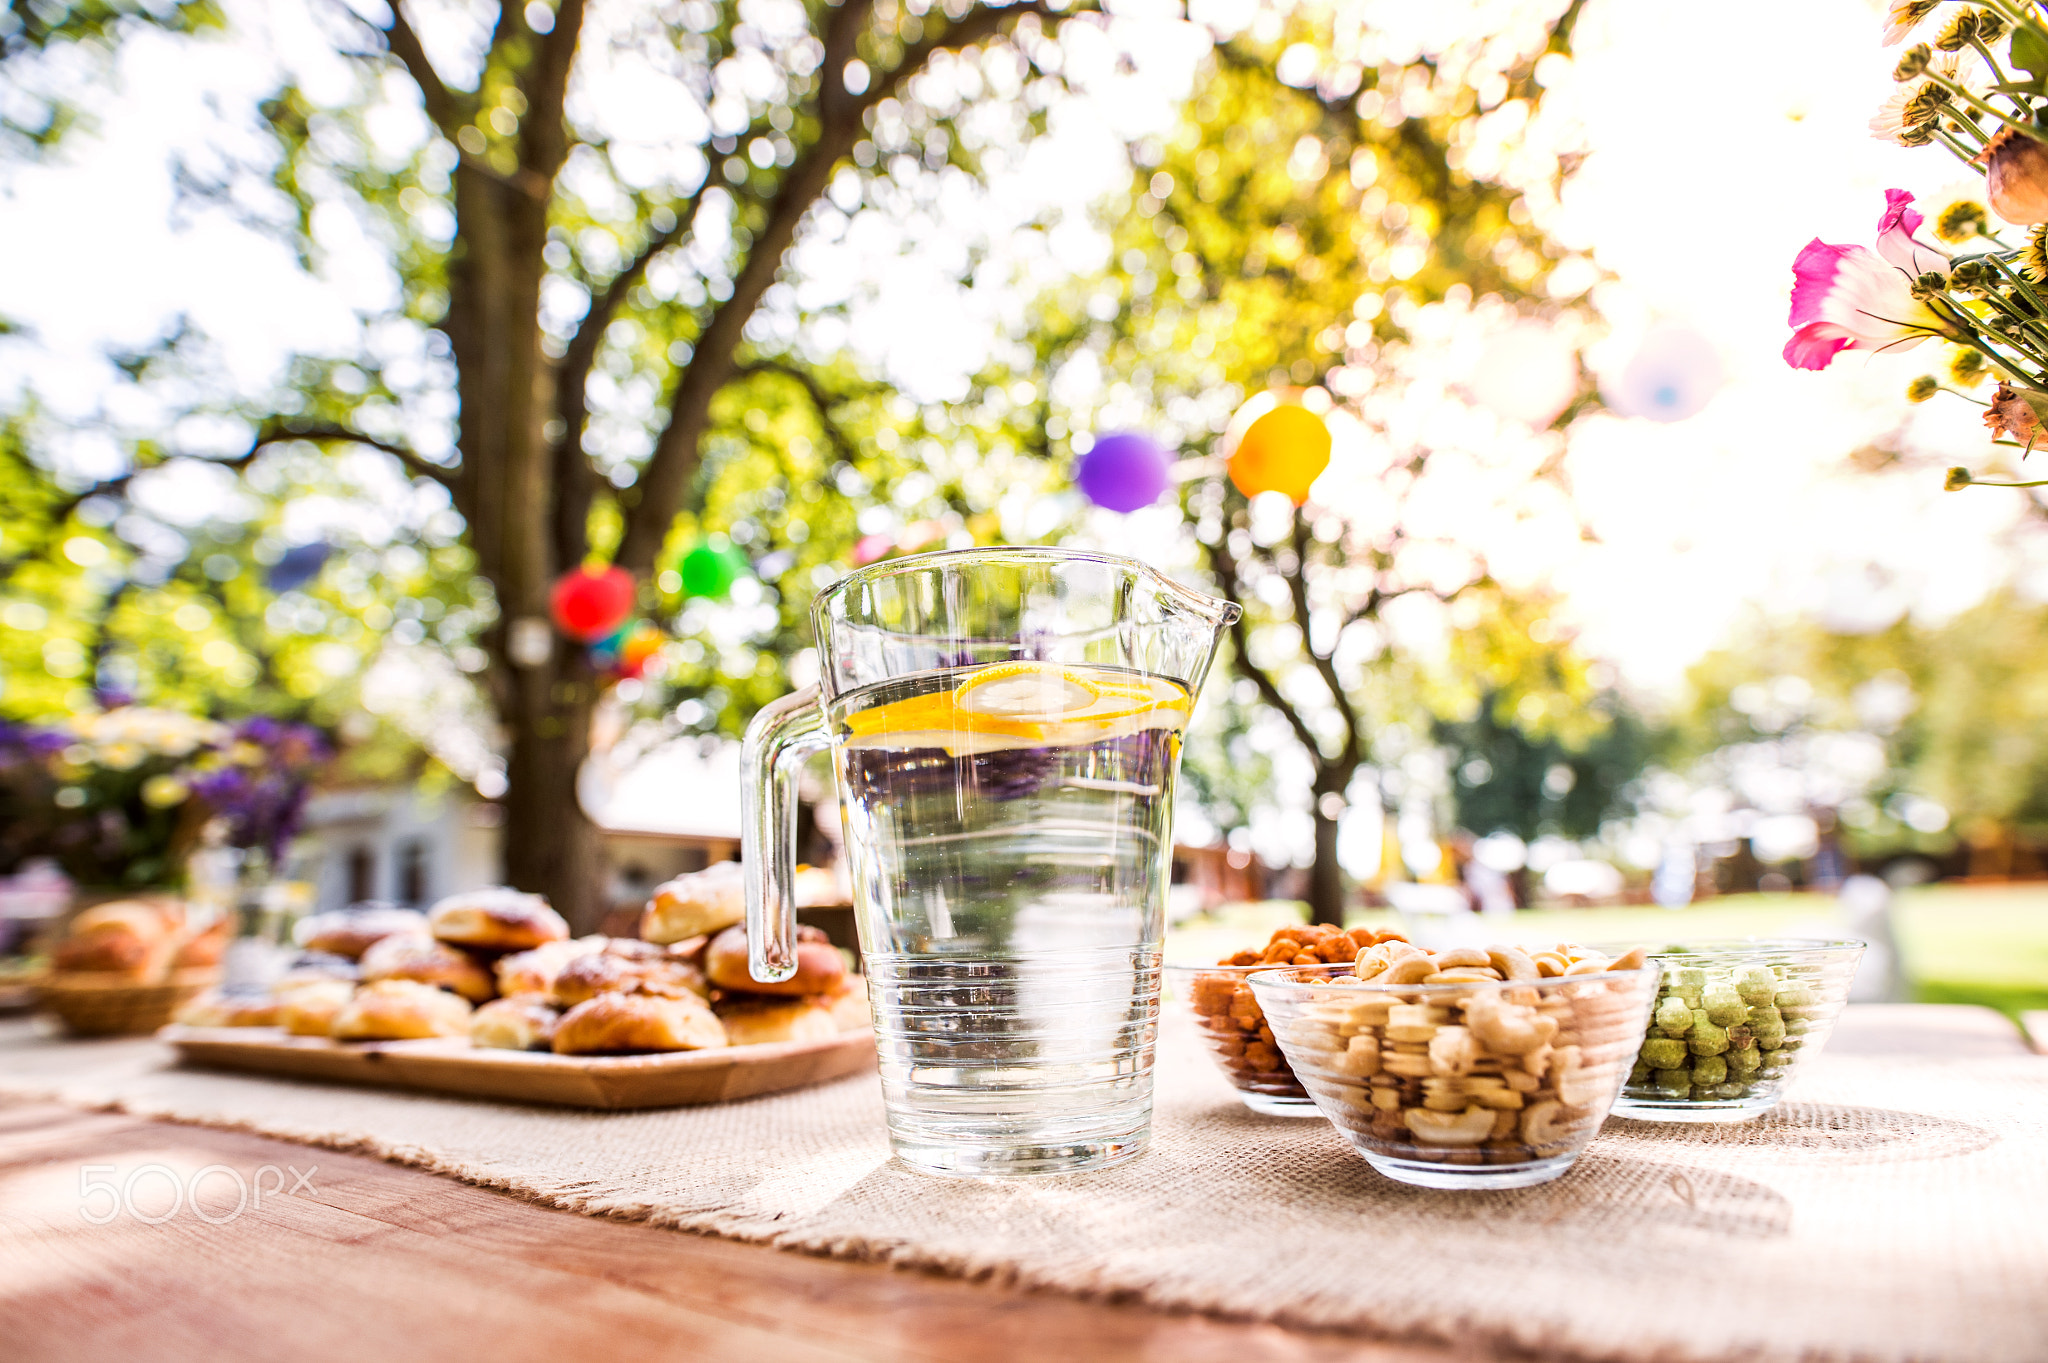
[1604,939,1865,1123]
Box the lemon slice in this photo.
[956,662,1098,719]
[842,661,1189,753]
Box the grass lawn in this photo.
[1165,882,2048,1023]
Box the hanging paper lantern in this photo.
[1601,323,1725,423]
[1226,397,1331,504]
[265,541,331,593]
[550,565,634,641]
[677,542,749,599]
[1468,322,1579,427]
[1076,431,1172,512]
[587,623,629,669]
[615,624,666,680]
[852,533,894,566]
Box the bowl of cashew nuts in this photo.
[1249,942,1660,1190]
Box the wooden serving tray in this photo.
[161,1025,877,1110]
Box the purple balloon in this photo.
[1075,432,1171,512]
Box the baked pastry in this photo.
[279,979,357,1036]
[331,979,472,1041]
[494,936,606,996]
[169,915,231,970]
[50,900,184,978]
[294,904,429,960]
[551,991,727,1055]
[273,952,359,993]
[822,976,871,1032]
[357,933,496,1002]
[704,924,846,998]
[551,939,708,1007]
[639,862,745,945]
[469,994,561,1051]
[714,997,838,1047]
[174,990,281,1028]
[427,888,569,952]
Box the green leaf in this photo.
[2010,24,2048,81]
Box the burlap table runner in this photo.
[2,1015,2042,1363]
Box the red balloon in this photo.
[550,566,635,642]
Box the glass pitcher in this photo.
[743,547,1240,1176]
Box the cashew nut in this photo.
[1425,967,1503,984]
[1428,1024,1477,1077]
[1531,951,1569,977]
[1465,999,1559,1056]
[1551,1044,1604,1107]
[1520,1098,1568,1148]
[1430,948,1492,971]
[1486,946,1539,982]
[1380,953,1436,985]
[1606,946,1648,973]
[1403,1106,1496,1146]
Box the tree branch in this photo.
[1204,535,1328,765]
[518,0,585,179]
[617,0,1082,571]
[1288,512,1363,766]
[253,421,456,487]
[372,1,465,137]
[735,359,869,464]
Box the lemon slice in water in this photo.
[843,661,1187,753]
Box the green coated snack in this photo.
[1735,965,1777,1005]
[1641,1037,1689,1069]
[1711,1082,1748,1100]
[1691,1054,1728,1087]
[1673,967,1707,1005]
[1688,1014,1730,1057]
[1654,996,1694,1036]
[1775,985,1816,1011]
[1727,1046,1761,1076]
[1703,985,1748,1026]
[1653,1068,1692,1096]
[1749,1005,1786,1049]
[1630,1060,1653,1085]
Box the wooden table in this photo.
[0,1005,2031,1363]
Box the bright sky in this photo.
[2,0,2044,707]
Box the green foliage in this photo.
[1674,594,2048,845]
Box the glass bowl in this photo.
[1164,963,1320,1116]
[1250,962,1660,1189]
[1607,938,1864,1124]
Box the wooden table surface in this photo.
[0,1005,2032,1363]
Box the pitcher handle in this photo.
[741,683,829,984]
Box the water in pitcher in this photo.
[830,660,1190,1175]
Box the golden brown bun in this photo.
[295,905,429,961]
[550,940,708,1007]
[51,900,183,978]
[639,862,745,945]
[175,991,281,1028]
[170,916,231,970]
[279,979,357,1036]
[469,994,561,1051]
[551,991,726,1055]
[494,936,606,997]
[358,933,496,1002]
[713,997,838,1047]
[824,976,870,1032]
[427,888,568,951]
[331,979,472,1041]
[704,925,846,998]
[273,954,359,994]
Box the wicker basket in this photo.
[33,968,221,1037]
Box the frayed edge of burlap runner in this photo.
[2,1070,1898,1363]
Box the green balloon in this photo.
[678,542,747,599]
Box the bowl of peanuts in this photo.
[1167,925,1413,1116]
[1249,941,1659,1189]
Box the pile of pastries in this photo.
[49,898,228,981]
[175,862,866,1055]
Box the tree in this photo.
[984,2,1596,920]
[4,0,1096,925]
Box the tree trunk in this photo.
[500,674,606,932]
[1308,807,1344,926]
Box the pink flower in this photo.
[1784,190,1950,371]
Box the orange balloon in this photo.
[1227,403,1331,503]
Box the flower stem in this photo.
[1962,477,2048,485]
[1925,70,2044,141]
[1970,38,2019,101]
